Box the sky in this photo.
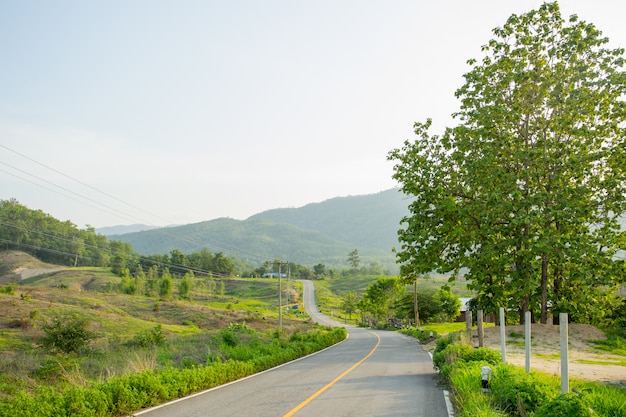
[2,1,625,228]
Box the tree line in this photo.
[0,199,363,281]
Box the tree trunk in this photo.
[519,296,529,325]
[540,253,548,324]
[553,267,562,325]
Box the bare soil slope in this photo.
[0,250,65,284]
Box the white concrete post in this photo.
[525,311,531,373]
[560,313,569,393]
[477,309,484,347]
[499,307,506,363]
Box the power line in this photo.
[0,226,230,278]
[0,145,276,263]
[1,144,172,226]
[0,164,143,225]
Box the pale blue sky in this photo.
[2,1,625,228]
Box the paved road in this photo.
[134,280,449,417]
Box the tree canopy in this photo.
[388,3,626,324]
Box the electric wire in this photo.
[0,164,143,225]
[0,145,279,264]
[0,225,230,278]
[1,144,172,226]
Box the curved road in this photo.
[134,280,449,417]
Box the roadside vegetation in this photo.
[432,333,626,417]
[0,255,346,416]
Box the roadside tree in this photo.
[388,3,626,324]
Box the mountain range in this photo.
[107,188,410,272]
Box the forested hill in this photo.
[248,188,410,249]
[110,189,410,270]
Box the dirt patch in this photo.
[0,250,65,284]
[478,324,626,386]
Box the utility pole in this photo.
[414,280,420,328]
[276,261,289,332]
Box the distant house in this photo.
[262,272,287,278]
[456,297,495,323]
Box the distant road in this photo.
[134,280,449,417]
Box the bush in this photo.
[489,365,556,417]
[447,362,508,417]
[0,323,347,416]
[40,315,95,354]
[128,325,166,348]
[534,392,592,417]
[432,334,499,373]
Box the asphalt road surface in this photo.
[133,280,449,417]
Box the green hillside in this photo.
[248,188,409,250]
[111,189,409,271]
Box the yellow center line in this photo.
[282,332,381,417]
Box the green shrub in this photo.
[0,284,15,295]
[63,386,110,417]
[448,362,507,417]
[434,332,459,355]
[0,323,347,416]
[40,315,95,354]
[534,392,592,417]
[464,347,501,365]
[433,337,499,374]
[128,325,166,348]
[434,342,473,371]
[489,364,556,417]
[578,382,626,417]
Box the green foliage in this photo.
[448,362,507,417]
[580,382,626,417]
[433,338,500,380]
[590,335,626,356]
[40,315,95,354]
[489,365,557,417]
[436,285,462,322]
[128,325,166,348]
[0,326,346,416]
[158,270,172,300]
[388,1,626,325]
[340,292,358,321]
[398,327,435,342]
[358,276,404,320]
[177,276,192,299]
[534,392,592,417]
[0,199,112,267]
[347,249,360,269]
[107,189,407,272]
[0,284,16,295]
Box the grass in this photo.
[576,358,626,366]
[590,336,626,356]
[438,338,626,417]
[0,267,317,402]
[536,352,561,360]
[420,321,495,335]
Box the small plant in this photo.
[0,284,15,295]
[534,392,593,417]
[40,314,95,354]
[129,325,166,348]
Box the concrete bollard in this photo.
[481,365,493,393]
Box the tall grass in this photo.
[0,325,347,416]
[433,333,626,417]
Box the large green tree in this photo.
[358,277,404,321]
[388,3,626,324]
